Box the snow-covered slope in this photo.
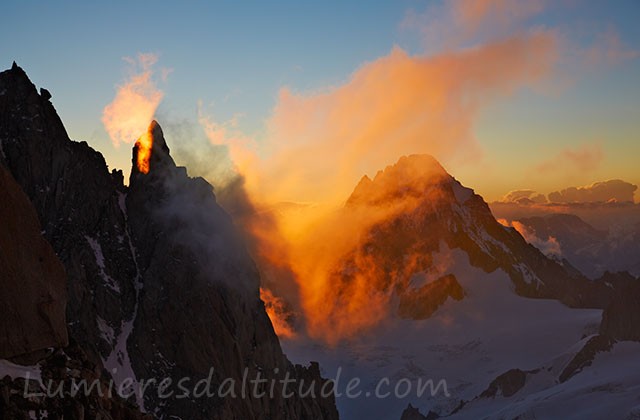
[283,247,604,419]
[447,340,640,419]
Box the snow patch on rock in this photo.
[0,359,42,385]
[85,236,120,293]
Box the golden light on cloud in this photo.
[102,53,165,148]
[198,28,559,344]
[454,0,545,31]
[232,32,557,206]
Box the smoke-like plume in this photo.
[102,53,166,148]
[260,288,296,339]
[197,101,256,176]
[197,26,558,344]
[223,32,557,206]
[195,8,559,343]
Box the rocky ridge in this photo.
[0,63,338,419]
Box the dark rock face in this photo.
[125,121,338,418]
[400,403,436,420]
[0,63,138,367]
[479,369,527,398]
[0,166,68,359]
[559,335,614,383]
[0,64,338,419]
[600,273,640,342]
[397,274,463,320]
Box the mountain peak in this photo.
[130,119,175,179]
[390,153,445,172]
[372,154,449,186]
[147,119,166,147]
[346,154,451,207]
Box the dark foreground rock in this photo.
[0,63,338,419]
[0,165,67,359]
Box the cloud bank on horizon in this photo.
[500,179,638,204]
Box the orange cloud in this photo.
[506,220,562,258]
[260,287,296,340]
[240,32,557,205]
[199,29,559,344]
[197,101,256,175]
[455,0,545,32]
[102,53,166,147]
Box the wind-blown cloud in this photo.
[102,53,167,147]
[197,101,256,175]
[402,0,545,52]
[583,27,640,68]
[499,219,562,258]
[197,31,559,343]
[194,5,560,343]
[224,32,558,205]
[535,143,604,175]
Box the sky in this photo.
[1,0,639,202]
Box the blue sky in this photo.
[2,0,639,200]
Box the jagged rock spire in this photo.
[130,119,176,180]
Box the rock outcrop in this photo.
[600,272,640,342]
[479,368,528,398]
[397,274,464,320]
[0,166,67,359]
[559,334,614,383]
[399,404,437,420]
[0,62,138,368]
